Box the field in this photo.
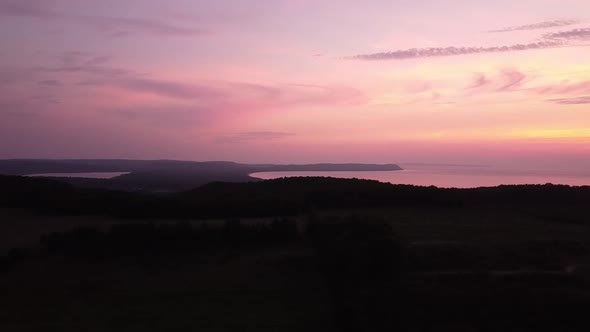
[1,201,589,331]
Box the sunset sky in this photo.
[1,0,589,167]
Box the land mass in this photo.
[0,159,402,192]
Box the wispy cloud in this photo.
[535,80,590,95]
[13,51,365,123]
[0,67,36,85]
[466,69,590,99]
[101,105,210,128]
[114,78,226,100]
[548,96,590,104]
[107,77,364,109]
[0,92,60,119]
[468,74,492,89]
[0,0,208,37]
[544,28,590,41]
[466,69,528,93]
[496,69,527,92]
[31,52,364,107]
[32,51,134,78]
[215,131,296,143]
[37,80,61,86]
[0,0,50,17]
[349,40,564,61]
[488,19,583,33]
[28,94,60,104]
[59,52,111,66]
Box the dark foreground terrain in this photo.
[1,175,589,331]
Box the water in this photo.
[26,172,130,179]
[250,164,590,188]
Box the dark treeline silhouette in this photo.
[0,175,162,217]
[2,175,589,220]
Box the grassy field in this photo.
[1,201,589,331]
[1,247,333,331]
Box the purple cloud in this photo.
[8,51,365,123]
[0,0,208,37]
[101,105,210,129]
[33,52,133,78]
[37,80,61,86]
[83,16,208,37]
[215,132,296,143]
[115,78,226,100]
[0,0,53,18]
[535,80,590,95]
[497,70,527,91]
[350,40,564,61]
[488,19,583,33]
[468,74,492,89]
[466,69,590,97]
[548,96,590,104]
[28,94,60,104]
[544,28,590,41]
[467,69,528,92]
[58,52,110,66]
[0,67,35,85]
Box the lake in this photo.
[26,172,130,179]
[250,164,590,188]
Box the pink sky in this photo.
[1,0,589,167]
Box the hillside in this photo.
[1,175,590,331]
[0,159,402,192]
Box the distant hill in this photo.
[0,159,402,192]
[1,175,588,221]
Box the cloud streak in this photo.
[215,131,296,143]
[548,96,590,105]
[496,70,527,92]
[115,78,226,100]
[468,74,492,89]
[544,28,590,41]
[535,80,590,95]
[37,80,61,86]
[350,25,590,61]
[15,51,366,124]
[105,77,365,109]
[466,69,528,93]
[466,69,590,98]
[349,40,564,61]
[488,19,583,33]
[0,0,207,37]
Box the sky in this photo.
[1,0,590,167]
